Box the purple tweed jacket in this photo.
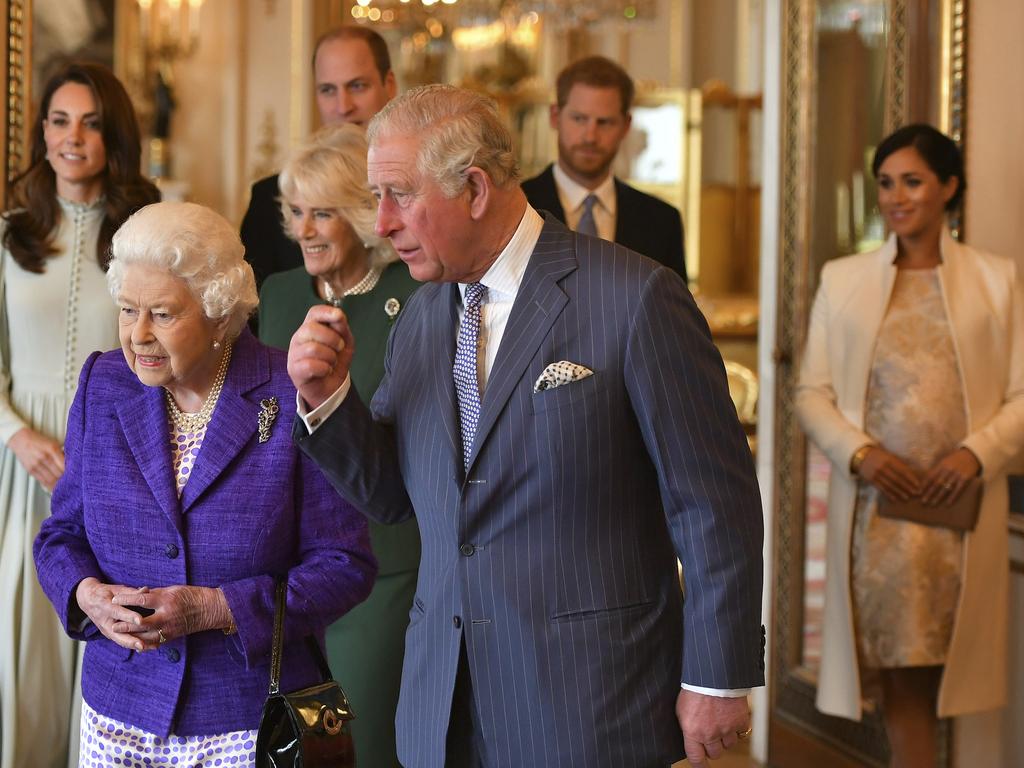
[33,329,376,737]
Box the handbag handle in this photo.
[268,581,336,696]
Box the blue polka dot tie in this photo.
[576,193,598,236]
[453,282,487,469]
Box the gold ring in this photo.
[157,628,167,644]
[737,725,753,740]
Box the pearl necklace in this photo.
[164,344,233,433]
[322,265,382,307]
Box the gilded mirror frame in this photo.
[3,0,30,207]
[770,0,968,765]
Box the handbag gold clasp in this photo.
[322,708,342,736]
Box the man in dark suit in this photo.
[522,56,688,281]
[288,85,763,768]
[240,26,396,290]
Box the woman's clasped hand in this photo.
[74,579,231,651]
[859,445,980,505]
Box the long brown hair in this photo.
[2,62,160,273]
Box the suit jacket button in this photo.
[452,615,462,629]
[164,544,179,559]
[459,544,475,557]
[166,648,181,663]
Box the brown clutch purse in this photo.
[877,478,982,531]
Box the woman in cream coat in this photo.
[797,125,1024,767]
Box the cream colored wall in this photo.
[167,0,244,221]
[963,0,1024,269]
[165,0,312,224]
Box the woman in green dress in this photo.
[258,123,420,768]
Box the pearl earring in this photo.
[213,340,222,351]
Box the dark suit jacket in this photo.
[296,217,763,768]
[240,174,303,290]
[521,163,688,281]
[34,330,377,737]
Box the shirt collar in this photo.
[458,204,544,303]
[552,162,617,216]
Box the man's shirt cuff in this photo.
[296,375,351,434]
[681,684,751,698]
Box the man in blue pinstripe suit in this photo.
[288,85,765,768]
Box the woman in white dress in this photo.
[0,62,159,768]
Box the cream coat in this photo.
[795,231,1024,720]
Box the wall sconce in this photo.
[137,0,203,59]
[133,0,204,183]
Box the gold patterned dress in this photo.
[851,268,965,668]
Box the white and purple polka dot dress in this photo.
[80,701,257,767]
[170,419,205,495]
[78,422,258,766]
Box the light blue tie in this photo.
[453,283,487,469]
[576,193,598,236]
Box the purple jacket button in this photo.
[164,544,179,558]
[165,648,181,663]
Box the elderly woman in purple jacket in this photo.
[33,201,376,767]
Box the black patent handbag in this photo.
[255,582,356,767]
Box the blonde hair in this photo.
[278,124,397,270]
[107,201,258,339]
[366,84,519,198]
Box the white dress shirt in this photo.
[553,162,617,242]
[297,203,747,699]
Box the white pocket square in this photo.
[533,361,594,393]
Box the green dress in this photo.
[259,261,421,768]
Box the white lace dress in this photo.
[0,197,120,768]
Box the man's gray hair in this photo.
[107,202,258,339]
[367,84,519,197]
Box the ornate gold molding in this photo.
[886,0,908,133]
[940,0,967,142]
[5,0,30,192]
[945,0,967,238]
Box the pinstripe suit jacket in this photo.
[521,163,688,281]
[296,216,764,767]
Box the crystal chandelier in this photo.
[348,0,658,31]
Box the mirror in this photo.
[4,0,767,322]
[358,3,763,444]
[771,0,967,765]
[367,3,763,306]
[801,0,890,678]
